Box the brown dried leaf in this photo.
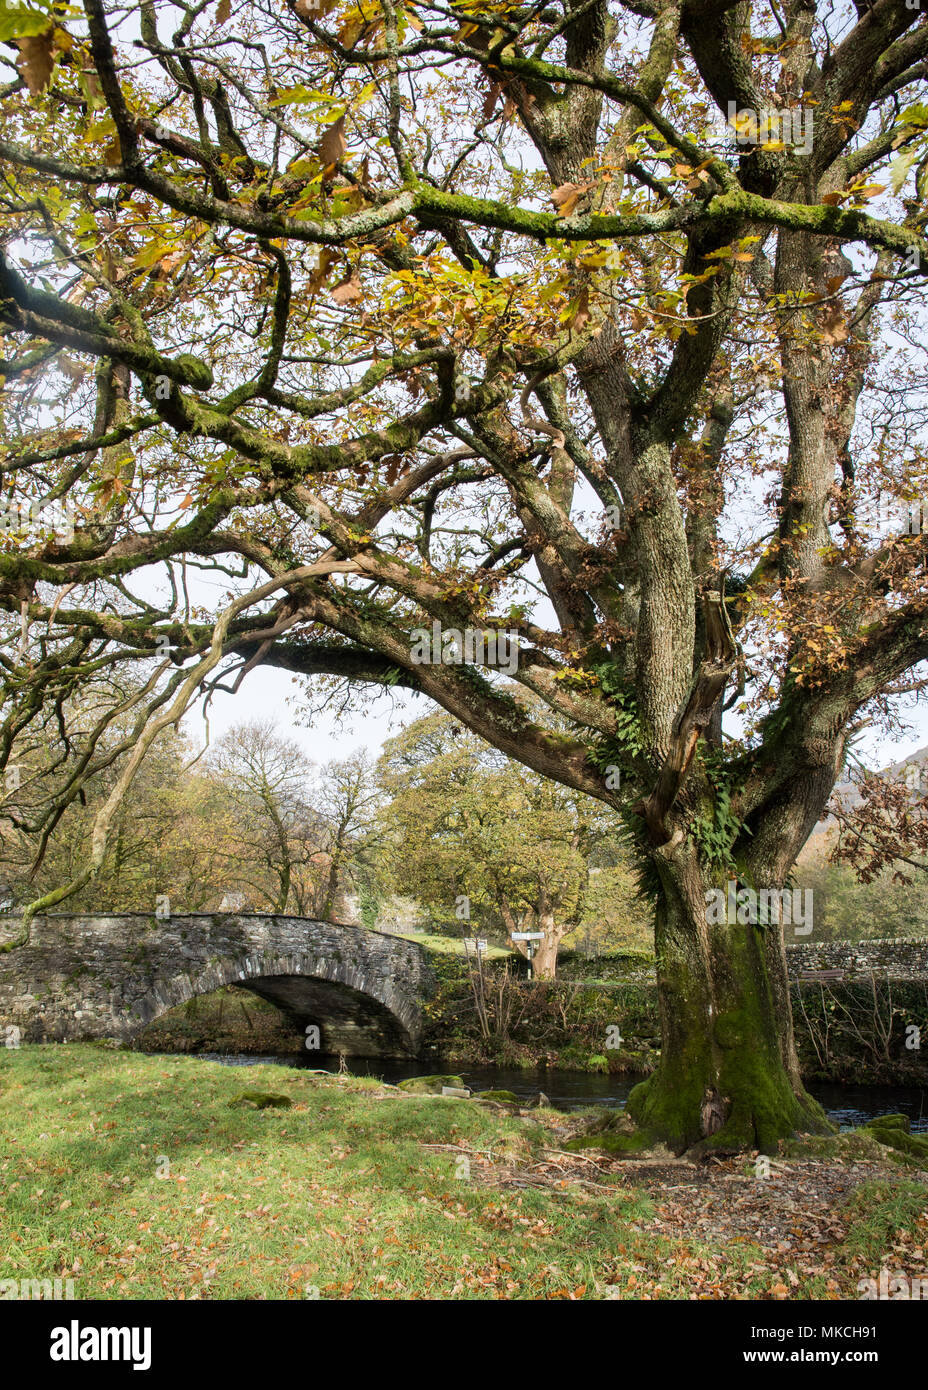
[384,454,409,487]
[59,357,86,383]
[308,247,339,293]
[331,270,363,305]
[338,15,367,46]
[16,29,55,98]
[820,305,849,344]
[154,250,185,278]
[552,182,583,214]
[482,82,503,120]
[567,287,591,333]
[318,115,346,169]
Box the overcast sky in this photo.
[180,663,419,768]
[184,655,928,780]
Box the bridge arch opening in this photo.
[131,956,420,1058]
[242,974,416,1056]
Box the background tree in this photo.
[377,707,624,976]
[0,712,378,917]
[572,858,653,957]
[306,751,382,918]
[798,843,928,940]
[205,718,314,912]
[4,0,928,1150]
[0,684,231,913]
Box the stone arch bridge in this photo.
[0,913,436,1057]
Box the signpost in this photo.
[510,931,544,980]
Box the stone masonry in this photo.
[0,913,436,1057]
[785,937,928,979]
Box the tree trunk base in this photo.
[627,1054,833,1157]
[629,861,836,1155]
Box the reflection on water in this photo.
[199,1052,927,1132]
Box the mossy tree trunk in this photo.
[626,840,832,1154]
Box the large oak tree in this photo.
[2,0,928,1151]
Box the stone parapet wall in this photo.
[785,937,928,979]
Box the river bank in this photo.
[135,951,928,1087]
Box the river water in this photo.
[200,1052,928,1133]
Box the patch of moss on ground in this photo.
[397,1073,466,1095]
[227,1090,292,1110]
[781,1129,885,1161]
[782,1120,928,1171]
[561,1108,662,1156]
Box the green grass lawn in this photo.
[0,1045,645,1299]
[393,930,511,959]
[0,1045,924,1300]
